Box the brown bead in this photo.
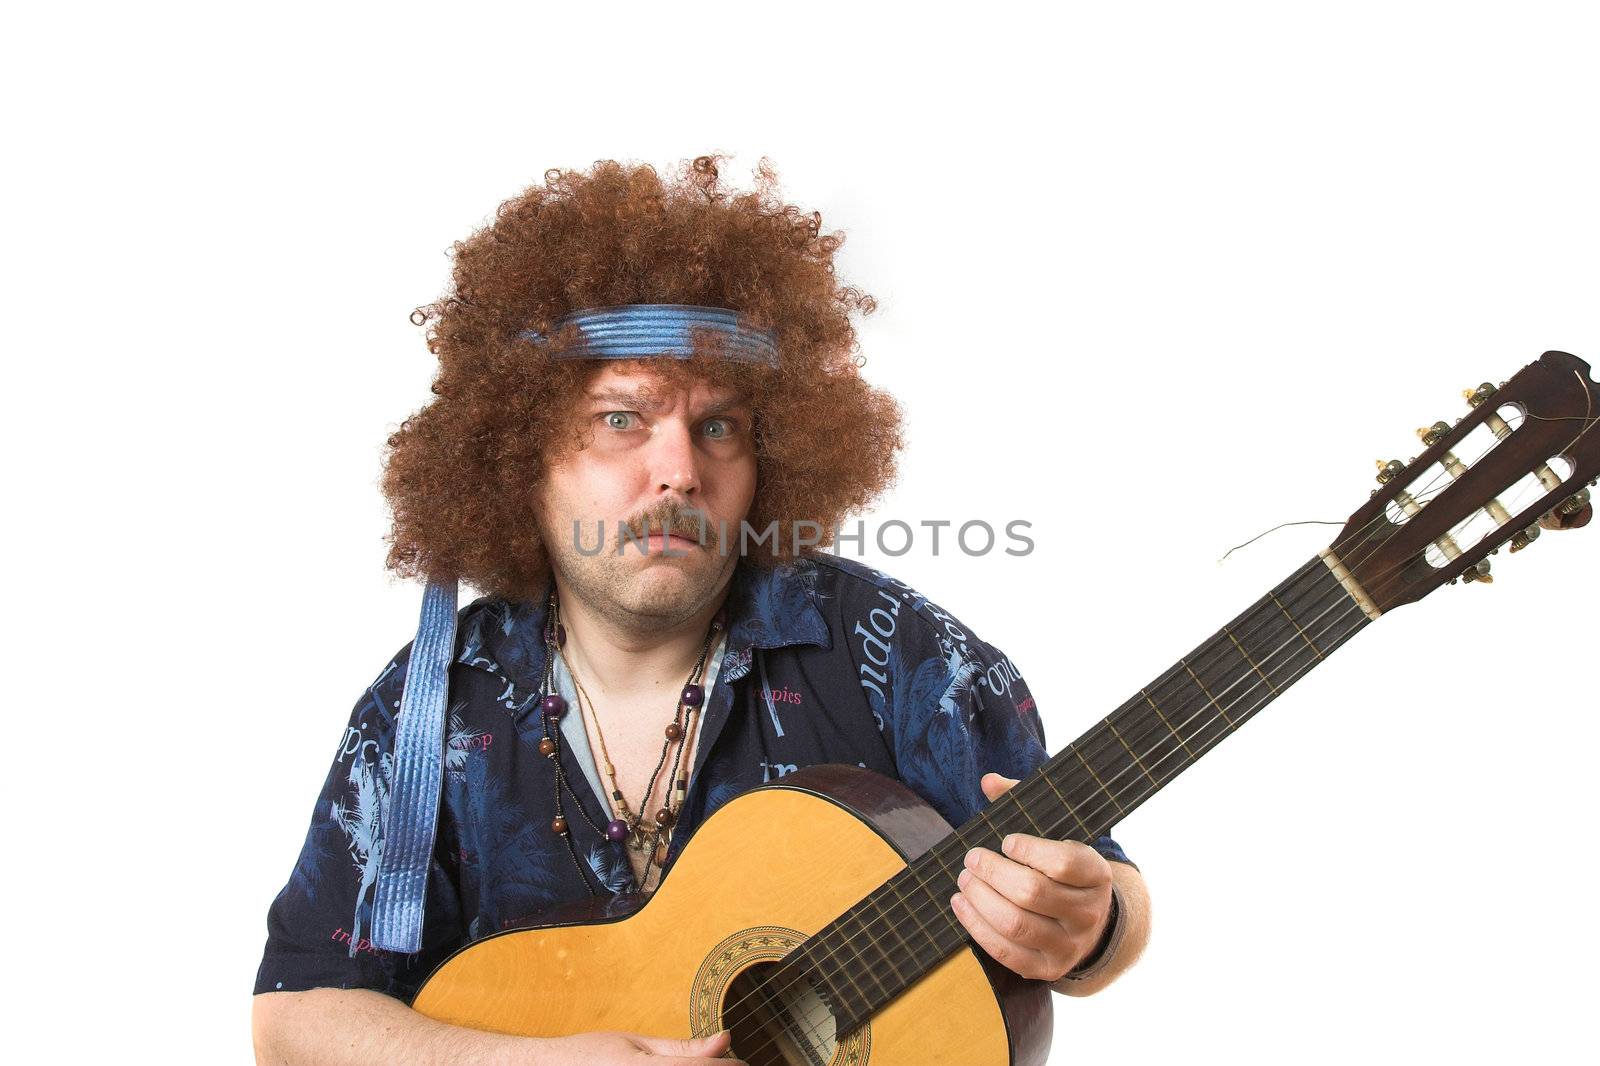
[664,721,683,741]
[551,816,568,835]
[654,807,676,828]
[538,738,557,758]
[654,841,670,866]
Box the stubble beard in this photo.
[547,530,741,633]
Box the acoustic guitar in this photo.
[409,350,1597,1065]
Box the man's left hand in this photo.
[949,772,1115,982]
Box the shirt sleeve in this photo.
[253,644,468,1001]
[857,578,1136,869]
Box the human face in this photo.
[535,363,757,628]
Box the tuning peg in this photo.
[1461,559,1494,584]
[1509,525,1542,552]
[1463,382,1496,408]
[1376,459,1406,484]
[1416,421,1451,446]
[1539,488,1593,531]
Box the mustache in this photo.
[614,505,711,548]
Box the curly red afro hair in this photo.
[381,154,904,601]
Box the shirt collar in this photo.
[453,556,832,698]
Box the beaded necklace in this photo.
[535,590,725,896]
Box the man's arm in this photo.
[253,989,529,1066]
[252,988,738,1066]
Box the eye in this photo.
[601,411,641,431]
[703,417,737,440]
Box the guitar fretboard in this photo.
[792,554,1373,1032]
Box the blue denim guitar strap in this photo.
[369,576,458,954]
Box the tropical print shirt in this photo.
[253,553,1135,1002]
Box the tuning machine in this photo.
[1463,382,1497,408]
[1509,525,1541,552]
[1416,421,1450,446]
[1461,559,1494,584]
[1539,487,1593,532]
[1375,459,1406,485]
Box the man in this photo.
[252,155,1151,1065]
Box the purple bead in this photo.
[605,819,630,842]
[540,693,567,721]
[681,683,705,708]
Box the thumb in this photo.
[980,772,1019,801]
[636,1029,735,1058]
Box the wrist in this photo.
[1057,881,1125,983]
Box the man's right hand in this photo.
[527,1029,742,1064]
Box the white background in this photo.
[5,3,1597,1063]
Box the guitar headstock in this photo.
[1330,350,1597,614]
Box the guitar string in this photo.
[690,396,1598,1058]
[788,380,1600,1005]
[727,582,1376,1063]
[714,442,1574,1060]
[741,565,1370,1057]
[720,435,1589,1060]
[718,476,1456,1057]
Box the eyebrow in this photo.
[585,388,752,417]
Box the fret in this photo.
[1271,592,1325,660]
[967,795,1034,847]
[826,921,891,1007]
[1141,687,1198,760]
[1071,743,1127,817]
[1181,658,1238,728]
[1224,627,1279,695]
[1002,789,1048,835]
[1156,663,1234,755]
[1036,761,1097,838]
[857,899,912,987]
[1104,716,1160,790]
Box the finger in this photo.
[635,1029,742,1062]
[957,866,1074,958]
[980,772,1019,801]
[950,887,1051,980]
[964,845,1090,922]
[1000,833,1113,890]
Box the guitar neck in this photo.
[797,553,1375,1031]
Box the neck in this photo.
[550,576,733,701]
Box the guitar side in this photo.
[411,764,1049,1065]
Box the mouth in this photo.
[644,531,703,553]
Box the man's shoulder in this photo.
[358,592,545,718]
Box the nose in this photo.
[649,420,701,500]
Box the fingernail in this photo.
[964,848,980,869]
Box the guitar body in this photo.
[411,764,1050,1065]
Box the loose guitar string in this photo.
[717,470,1465,1055]
[717,417,1596,1060]
[721,403,1597,1058]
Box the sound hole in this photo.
[722,960,840,1066]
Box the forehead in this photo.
[580,362,746,406]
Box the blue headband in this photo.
[370,302,775,955]
[516,303,780,366]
